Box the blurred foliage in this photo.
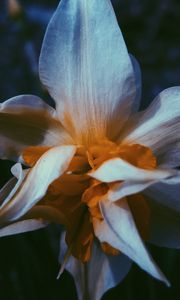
[0,0,180,299]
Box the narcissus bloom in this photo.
[0,0,180,299]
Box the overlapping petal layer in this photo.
[0,95,73,161]
[90,157,175,183]
[0,164,49,236]
[120,87,180,167]
[0,146,76,223]
[107,170,179,202]
[93,198,169,285]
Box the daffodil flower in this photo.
[0,0,180,299]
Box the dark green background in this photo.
[0,0,180,299]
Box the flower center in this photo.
[23,142,156,261]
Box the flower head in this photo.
[0,0,180,299]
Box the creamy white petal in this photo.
[0,167,48,235]
[1,94,55,113]
[107,169,180,201]
[0,145,76,223]
[93,198,169,285]
[39,0,136,143]
[120,87,180,167]
[0,219,48,237]
[11,163,28,179]
[108,180,157,202]
[0,95,73,160]
[89,157,175,183]
[59,232,132,300]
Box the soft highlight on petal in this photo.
[108,180,155,202]
[89,157,175,183]
[0,219,48,237]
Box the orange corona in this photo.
[23,142,156,261]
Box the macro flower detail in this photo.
[0,0,180,300]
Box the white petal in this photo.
[59,232,132,300]
[11,163,28,179]
[0,146,76,223]
[146,198,180,249]
[1,94,55,113]
[108,169,180,201]
[0,219,48,237]
[0,95,73,160]
[120,87,180,167]
[0,169,49,235]
[108,180,157,202]
[39,0,136,143]
[89,157,175,182]
[93,198,169,285]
